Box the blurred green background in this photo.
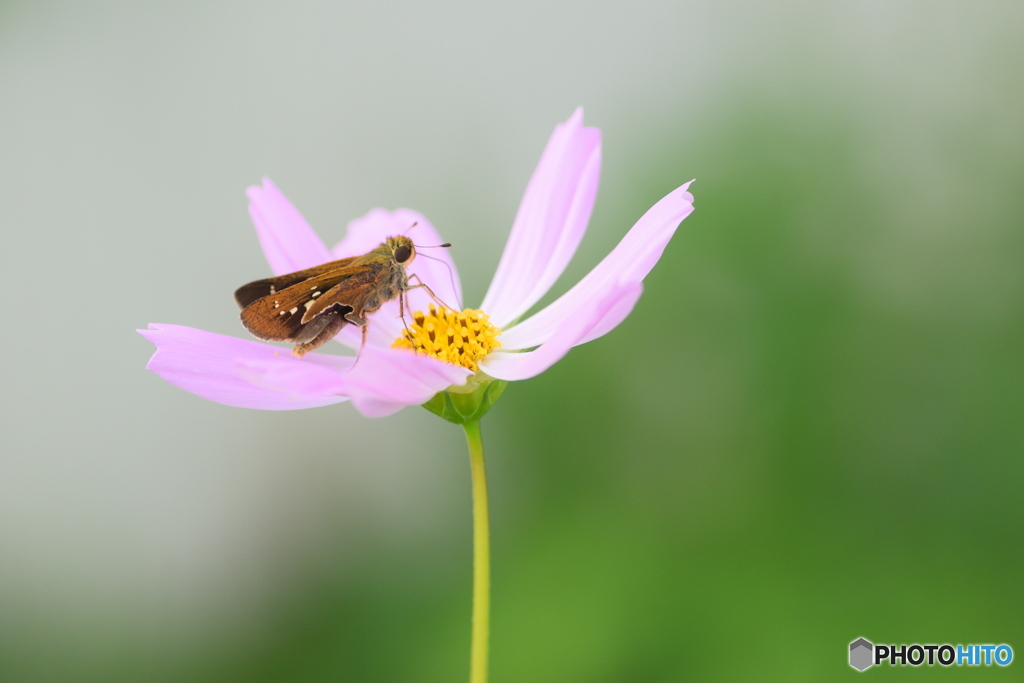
[2,1,1022,681]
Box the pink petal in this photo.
[139,324,350,410]
[140,325,466,417]
[479,281,643,381]
[247,178,332,276]
[330,209,463,350]
[344,346,473,418]
[497,181,694,351]
[480,108,602,328]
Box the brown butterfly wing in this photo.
[238,263,371,343]
[299,263,391,324]
[290,267,390,355]
[233,256,359,309]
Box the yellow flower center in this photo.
[393,304,501,371]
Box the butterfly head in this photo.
[385,235,416,266]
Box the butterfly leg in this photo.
[340,312,370,372]
[397,289,417,346]
[345,324,369,372]
[405,275,456,311]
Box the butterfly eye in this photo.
[394,245,413,263]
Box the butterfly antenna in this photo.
[402,221,419,236]
[415,251,461,309]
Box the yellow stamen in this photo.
[393,304,501,372]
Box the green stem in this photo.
[463,420,490,683]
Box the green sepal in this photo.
[422,379,508,424]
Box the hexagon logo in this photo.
[850,638,874,671]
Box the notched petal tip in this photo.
[245,177,273,199]
[678,179,696,204]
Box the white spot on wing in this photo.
[289,307,298,314]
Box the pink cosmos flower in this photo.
[140,109,694,418]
